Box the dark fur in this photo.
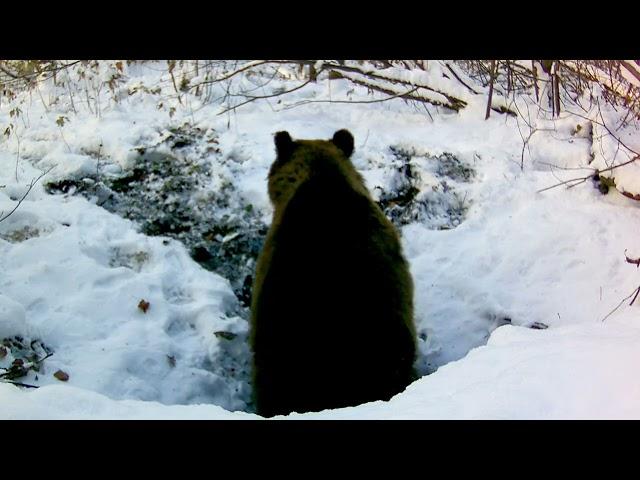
[250,129,416,417]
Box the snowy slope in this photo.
[1,62,639,419]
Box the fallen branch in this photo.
[328,61,515,116]
[325,63,467,112]
[335,73,457,109]
[229,60,473,113]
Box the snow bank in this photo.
[4,317,640,419]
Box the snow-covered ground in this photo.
[1,61,640,419]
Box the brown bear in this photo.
[250,129,416,418]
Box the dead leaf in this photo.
[53,370,69,381]
[138,299,150,313]
[0,346,7,359]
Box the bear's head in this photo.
[267,129,361,209]
[274,129,354,161]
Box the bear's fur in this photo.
[250,129,416,417]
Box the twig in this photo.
[217,77,316,116]
[591,155,639,175]
[602,285,640,322]
[537,174,592,193]
[0,166,54,223]
[1,380,39,389]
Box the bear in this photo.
[249,129,417,418]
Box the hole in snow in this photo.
[38,127,490,415]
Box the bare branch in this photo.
[281,86,420,110]
[596,155,640,175]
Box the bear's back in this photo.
[250,131,416,417]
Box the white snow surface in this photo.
[1,62,640,419]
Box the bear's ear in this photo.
[332,129,354,157]
[274,131,294,160]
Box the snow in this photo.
[1,61,640,419]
